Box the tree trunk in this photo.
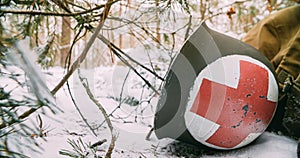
[60,16,71,67]
[200,0,207,20]
[155,0,161,48]
[119,3,123,48]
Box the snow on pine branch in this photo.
[6,38,59,113]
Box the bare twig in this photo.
[184,15,192,40]
[97,34,164,81]
[107,16,169,51]
[64,25,86,69]
[66,81,98,137]
[78,69,117,158]
[95,34,162,96]
[59,25,98,137]
[64,129,85,136]
[97,69,131,129]
[109,45,160,95]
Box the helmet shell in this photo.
[154,22,278,150]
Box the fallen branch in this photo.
[66,81,98,137]
[78,69,117,158]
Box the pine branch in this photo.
[0,1,119,17]
[0,8,99,17]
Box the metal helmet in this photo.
[154,22,278,150]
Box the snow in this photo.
[8,65,295,158]
[202,133,297,158]
[1,43,298,157]
[0,35,297,158]
[1,32,297,158]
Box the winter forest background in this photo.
[0,0,299,157]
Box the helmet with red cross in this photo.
[154,22,278,150]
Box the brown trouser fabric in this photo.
[243,5,300,138]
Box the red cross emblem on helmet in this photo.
[184,55,278,149]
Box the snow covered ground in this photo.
[15,65,296,158]
[0,39,297,158]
